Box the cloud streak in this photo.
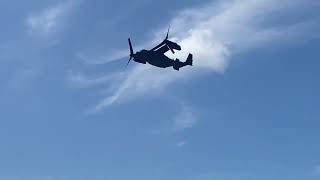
[71,0,320,112]
[27,1,75,36]
[67,70,126,89]
[176,141,186,147]
[146,103,198,135]
[172,104,198,132]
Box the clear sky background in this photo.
[0,0,320,180]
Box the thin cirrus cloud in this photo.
[67,70,127,89]
[146,103,198,135]
[314,165,320,176]
[176,141,186,147]
[172,104,198,132]
[26,0,76,36]
[70,0,320,112]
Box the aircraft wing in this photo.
[166,40,181,51]
[151,40,166,51]
[151,40,181,54]
[153,44,170,54]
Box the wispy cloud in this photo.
[67,70,126,89]
[176,141,186,147]
[90,66,190,112]
[76,50,129,65]
[147,103,198,135]
[172,104,198,132]
[27,1,75,36]
[313,165,320,176]
[71,0,320,111]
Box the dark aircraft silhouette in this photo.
[127,29,193,71]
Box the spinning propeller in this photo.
[127,38,134,66]
[165,27,175,54]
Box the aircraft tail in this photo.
[185,53,193,66]
[173,54,193,71]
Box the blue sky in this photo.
[0,0,320,180]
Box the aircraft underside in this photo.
[147,53,193,71]
[147,54,174,68]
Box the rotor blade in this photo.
[127,38,133,66]
[126,56,132,66]
[165,26,170,40]
[128,38,133,55]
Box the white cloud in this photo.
[72,0,320,111]
[176,141,186,147]
[163,0,320,71]
[27,1,75,36]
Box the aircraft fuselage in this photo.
[133,49,174,68]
